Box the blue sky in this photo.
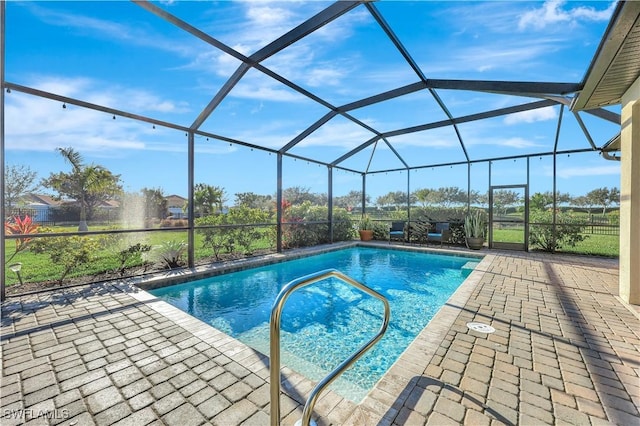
[3,0,622,204]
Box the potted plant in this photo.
[464,210,486,250]
[358,214,374,241]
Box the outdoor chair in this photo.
[389,221,406,244]
[427,222,451,246]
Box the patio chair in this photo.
[427,222,451,246]
[389,221,406,244]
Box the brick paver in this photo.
[2,246,639,425]
[347,249,639,425]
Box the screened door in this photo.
[489,185,529,251]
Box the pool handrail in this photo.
[269,268,391,426]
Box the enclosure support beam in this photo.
[467,163,471,214]
[0,0,6,301]
[187,132,195,268]
[276,154,283,253]
[406,171,411,240]
[488,161,492,248]
[328,166,334,243]
[524,184,530,252]
[361,174,367,216]
[619,76,640,305]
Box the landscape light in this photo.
[9,263,23,285]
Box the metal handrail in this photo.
[270,269,390,426]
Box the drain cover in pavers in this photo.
[466,322,495,333]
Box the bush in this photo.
[197,214,235,260]
[31,233,100,284]
[372,221,389,240]
[156,240,186,268]
[227,206,271,255]
[529,210,587,252]
[117,243,152,276]
[332,209,356,241]
[160,219,188,228]
[282,203,354,248]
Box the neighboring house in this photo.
[165,194,187,219]
[11,194,63,223]
[8,194,121,224]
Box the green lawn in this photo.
[492,228,618,257]
[5,223,618,289]
[4,226,274,287]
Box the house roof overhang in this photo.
[571,1,640,111]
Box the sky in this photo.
[2,0,622,205]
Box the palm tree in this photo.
[43,147,122,231]
[193,183,226,216]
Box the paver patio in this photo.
[1,246,638,425]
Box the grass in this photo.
[4,226,274,287]
[5,222,619,289]
[492,228,619,257]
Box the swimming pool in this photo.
[149,246,480,402]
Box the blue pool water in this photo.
[150,247,479,402]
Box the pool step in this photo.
[461,261,480,277]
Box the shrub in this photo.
[160,219,188,228]
[117,243,152,276]
[372,221,389,240]
[227,205,271,255]
[196,214,234,260]
[31,233,100,284]
[156,240,186,268]
[4,215,40,264]
[282,203,354,248]
[333,209,356,241]
[529,210,587,252]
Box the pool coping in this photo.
[119,241,490,423]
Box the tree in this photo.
[492,189,520,216]
[530,192,553,211]
[374,192,398,210]
[140,187,168,220]
[235,192,273,211]
[413,186,467,207]
[586,187,619,215]
[413,188,436,207]
[572,195,594,213]
[468,189,482,206]
[608,187,620,210]
[282,186,319,205]
[3,164,40,213]
[333,190,367,211]
[193,183,226,216]
[42,148,122,231]
[41,148,122,231]
[437,186,467,207]
[530,191,572,211]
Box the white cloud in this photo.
[557,164,620,179]
[188,2,371,102]
[498,137,541,149]
[504,106,557,125]
[291,120,376,150]
[232,79,306,102]
[518,1,616,31]
[387,132,459,149]
[4,76,192,155]
[464,134,543,149]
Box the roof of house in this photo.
[165,194,187,208]
[22,194,62,207]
